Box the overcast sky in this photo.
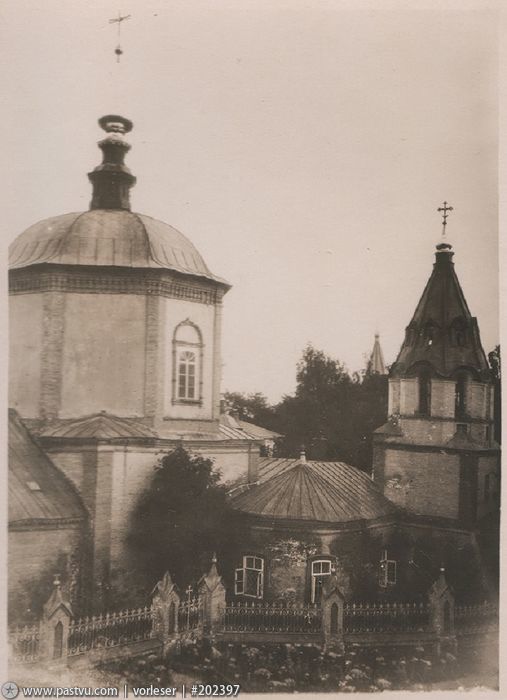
[0,0,500,403]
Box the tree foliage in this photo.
[128,447,242,592]
[226,344,388,470]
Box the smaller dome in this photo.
[230,458,396,523]
[9,209,228,287]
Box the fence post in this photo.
[39,574,73,665]
[321,568,345,652]
[198,554,226,637]
[428,567,456,656]
[152,571,181,655]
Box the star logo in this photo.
[1,682,19,699]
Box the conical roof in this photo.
[230,458,396,523]
[391,244,490,379]
[368,334,387,375]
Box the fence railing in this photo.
[455,601,498,635]
[178,597,202,633]
[344,602,430,633]
[9,624,40,664]
[220,601,322,634]
[68,606,153,656]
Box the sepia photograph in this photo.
[2,0,502,695]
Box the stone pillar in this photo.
[428,568,456,655]
[39,575,73,664]
[321,570,345,652]
[152,572,181,655]
[198,554,226,636]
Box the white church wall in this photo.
[9,293,44,418]
[60,293,146,417]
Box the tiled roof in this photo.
[9,210,229,288]
[230,457,397,523]
[9,410,86,526]
[40,413,158,440]
[237,420,282,440]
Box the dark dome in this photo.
[9,209,228,286]
[230,458,397,523]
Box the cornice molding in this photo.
[9,265,225,306]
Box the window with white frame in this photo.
[379,549,397,587]
[235,555,264,598]
[311,559,332,603]
[172,321,203,404]
[178,350,197,399]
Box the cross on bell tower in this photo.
[437,201,454,239]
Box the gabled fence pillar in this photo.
[152,571,181,655]
[39,575,73,664]
[321,569,345,652]
[428,567,457,656]
[198,554,226,635]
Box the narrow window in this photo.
[311,560,332,603]
[235,556,264,598]
[53,621,63,659]
[418,373,431,415]
[178,351,196,400]
[379,549,397,587]
[172,321,203,404]
[455,374,467,419]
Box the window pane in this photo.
[387,561,397,584]
[245,570,261,597]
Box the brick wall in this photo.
[383,448,460,519]
[8,526,82,621]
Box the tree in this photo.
[127,447,242,594]
[223,391,277,429]
[273,345,388,469]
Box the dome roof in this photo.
[9,209,229,287]
[230,458,397,523]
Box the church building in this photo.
[8,115,500,617]
[225,239,500,606]
[8,116,262,612]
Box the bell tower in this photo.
[373,232,499,527]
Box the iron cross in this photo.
[437,201,454,236]
[109,11,131,62]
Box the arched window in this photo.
[455,372,467,419]
[418,370,432,415]
[443,600,451,634]
[330,603,339,634]
[172,321,203,404]
[53,621,63,659]
[168,601,176,634]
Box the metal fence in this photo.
[9,624,40,664]
[178,597,202,632]
[220,601,322,634]
[68,606,154,656]
[455,601,498,635]
[344,602,430,633]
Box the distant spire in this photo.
[88,115,136,210]
[368,333,387,375]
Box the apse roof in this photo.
[9,210,229,287]
[9,410,86,526]
[40,412,158,440]
[230,457,397,523]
